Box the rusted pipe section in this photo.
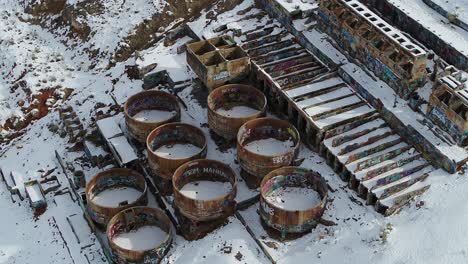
[146,123,207,180]
[86,168,148,225]
[124,90,181,143]
[173,159,237,222]
[107,206,173,263]
[237,118,300,183]
[207,84,267,140]
[259,167,328,238]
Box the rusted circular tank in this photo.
[259,167,328,236]
[207,84,266,139]
[173,159,237,221]
[146,123,207,180]
[107,206,173,263]
[237,117,300,180]
[86,168,148,225]
[124,90,181,143]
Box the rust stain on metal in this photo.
[107,206,173,263]
[207,84,266,139]
[124,90,181,143]
[146,123,207,181]
[86,168,148,225]
[186,36,251,90]
[259,166,328,238]
[172,159,237,222]
[237,117,300,185]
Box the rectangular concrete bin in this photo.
[186,36,251,90]
[200,51,226,66]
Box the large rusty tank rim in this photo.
[207,84,267,120]
[237,117,300,158]
[172,159,237,203]
[146,122,207,162]
[123,90,180,124]
[260,166,328,213]
[106,206,172,255]
[86,168,148,210]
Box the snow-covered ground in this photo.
[0,0,467,263]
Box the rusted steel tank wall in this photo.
[124,90,181,143]
[107,206,172,263]
[259,167,328,235]
[146,123,207,180]
[173,159,237,222]
[207,84,267,139]
[237,117,300,179]
[86,168,148,225]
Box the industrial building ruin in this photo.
[427,73,468,146]
[317,0,428,99]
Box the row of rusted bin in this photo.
[121,84,329,238]
[86,84,330,262]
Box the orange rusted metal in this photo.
[124,90,181,143]
[207,84,267,140]
[146,123,207,181]
[172,159,237,222]
[107,206,173,263]
[237,117,300,182]
[86,168,148,225]
[259,166,328,238]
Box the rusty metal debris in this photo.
[107,206,172,263]
[146,123,207,181]
[124,90,181,143]
[237,117,300,188]
[172,159,237,240]
[186,36,250,90]
[259,166,328,239]
[86,168,148,226]
[173,159,237,222]
[207,84,267,140]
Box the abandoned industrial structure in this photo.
[1,0,467,263]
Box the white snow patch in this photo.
[132,109,176,123]
[244,138,294,156]
[265,186,321,210]
[154,143,201,159]
[91,186,142,207]
[180,181,232,200]
[216,105,259,118]
[112,225,167,251]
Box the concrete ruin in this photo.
[317,0,428,99]
[186,36,251,90]
[427,73,468,146]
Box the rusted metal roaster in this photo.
[146,123,207,181]
[107,206,173,263]
[124,90,181,143]
[237,118,300,186]
[207,84,267,140]
[86,168,148,225]
[259,167,328,238]
[172,159,237,222]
